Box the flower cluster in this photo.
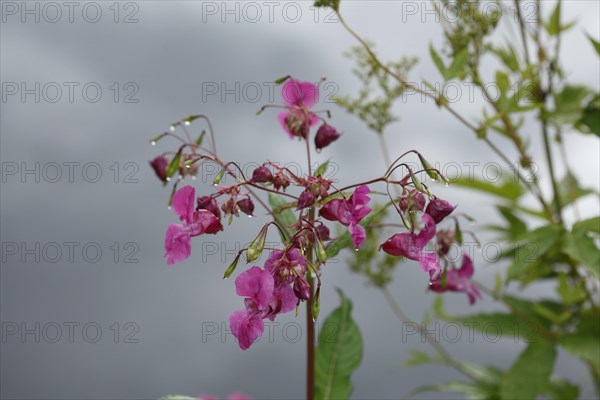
[152,75,481,353]
[164,186,222,265]
[230,248,308,349]
[381,196,481,304]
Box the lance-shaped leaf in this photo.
[315,289,363,400]
[499,338,557,400]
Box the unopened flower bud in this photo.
[296,189,315,210]
[246,226,268,262]
[293,276,311,301]
[273,173,291,191]
[251,166,273,183]
[316,224,331,241]
[425,197,456,223]
[150,156,168,183]
[315,123,341,150]
[237,197,255,216]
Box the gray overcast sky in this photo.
[1,1,599,399]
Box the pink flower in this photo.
[164,186,222,265]
[229,310,265,351]
[430,254,482,304]
[229,249,310,350]
[380,213,441,278]
[319,185,372,249]
[264,248,308,313]
[278,79,320,139]
[425,197,456,223]
[235,266,274,309]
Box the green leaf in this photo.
[447,48,469,80]
[429,44,448,80]
[506,225,562,282]
[577,95,600,136]
[543,379,580,400]
[412,381,495,400]
[573,216,600,234]
[545,2,562,36]
[499,338,557,400]
[315,289,363,400]
[563,231,600,279]
[559,311,600,371]
[496,205,528,241]
[587,33,600,56]
[268,193,297,228]
[491,45,520,72]
[313,0,339,11]
[450,175,524,201]
[325,203,388,258]
[557,172,595,207]
[315,160,330,177]
[549,85,589,125]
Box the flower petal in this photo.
[164,224,191,265]
[229,310,264,350]
[281,79,319,108]
[172,185,195,223]
[235,266,274,308]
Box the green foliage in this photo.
[333,1,600,398]
[313,0,339,12]
[268,193,297,240]
[450,174,524,202]
[315,289,363,400]
[335,44,417,134]
[499,339,557,400]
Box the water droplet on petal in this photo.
[316,148,322,154]
[166,177,171,182]
[169,125,176,131]
[248,215,253,218]
[355,248,359,252]
[184,121,191,126]
[151,141,157,146]
[167,206,172,210]
[445,182,450,187]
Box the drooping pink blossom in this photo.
[430,254,481,304]
[319,185,372,249]
[425,197,456,223]
[235,266,275,309]
[164,186,222,265]
[229,310,265,351]
[380,213,441,278]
